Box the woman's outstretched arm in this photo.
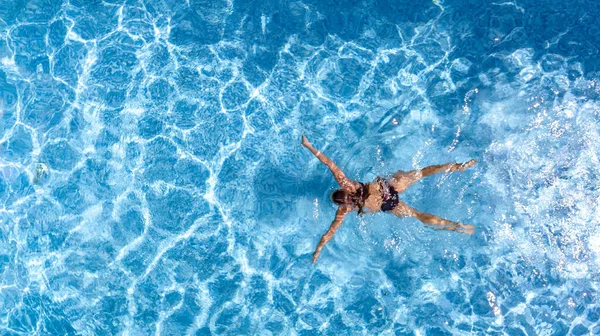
[312,206,351,263]
[301,135,361,193]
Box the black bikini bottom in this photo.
[377,178,400,212]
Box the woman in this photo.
[301,135,477,263]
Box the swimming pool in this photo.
[1,0,599,334]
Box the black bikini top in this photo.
[376,177,399,212]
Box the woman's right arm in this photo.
[301,135,361,193]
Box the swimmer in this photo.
[302,135,477,263]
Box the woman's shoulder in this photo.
[364,178,383,190]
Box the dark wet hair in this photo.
[331,189,353,205]
[331,186,367,213]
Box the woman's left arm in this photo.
[312,206,351,263]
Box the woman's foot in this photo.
[457,159,477,172]
[455,223,475,235]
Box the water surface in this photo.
[1,0,599,334]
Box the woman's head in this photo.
[331,189,353,206]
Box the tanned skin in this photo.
[302,135,477,263]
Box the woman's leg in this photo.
[390,201,475,234]
[390,159,476,192]
[413,211,475,234]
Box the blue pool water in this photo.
[1,0,600,334]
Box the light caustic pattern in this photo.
[0,0,599,335]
